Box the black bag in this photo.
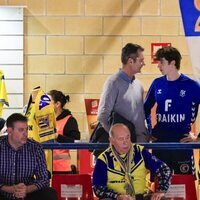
[89,112,136,157]
[89,122,109,144]
[89,122,109,157]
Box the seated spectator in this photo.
[92,123,171,200]
[49,90,80,172]
[0,113,57,200]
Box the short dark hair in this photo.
[49,90,70,108]
[154,46,182,70]
[6,113,28,128]
[121,43,144,65]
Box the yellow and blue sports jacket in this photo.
[92,144,171,199]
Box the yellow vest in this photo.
[25,88,56,143]
[98,144,148,195]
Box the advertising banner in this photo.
[179,0,200,80]
[77,99,100,174]
[84,99,99,135]
[25,86,56,171]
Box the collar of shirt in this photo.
[4,136,24,152]
[118,69,135,84]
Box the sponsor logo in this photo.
[39,94,51,110]
[165,99,172,112]
[180,163,190,173]
[38,116,50,129]
[179,90,186,97]
[157,89,162,94]
[157,113,185,123]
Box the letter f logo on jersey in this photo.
[165,99,172,112]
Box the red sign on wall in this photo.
[151,43,171,64]
[84,99,100,135]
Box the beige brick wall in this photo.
[1,0,195,139]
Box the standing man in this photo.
[144,46,200,179]
[0,113,57,200]
[97,43,148,144]
[92,123,171,200]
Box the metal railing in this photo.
[42,142,200,150]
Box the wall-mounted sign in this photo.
[151,43,171,64]
[84,99,99,135]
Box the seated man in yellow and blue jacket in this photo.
[92,123,171,200]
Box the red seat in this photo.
[52,174,94,200]
[169,174,197,200]
[155,174,197,200]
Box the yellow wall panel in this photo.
[85,75,108,93]
[25,0,45,16]
[65,17,102,35]
[123,0,159,16]
[65,94,85,113]
[27,56,65,74]
[161,0,180,16]
[85,0,122,16]
[142,17,179,35]
[85,36,122,54]
[46,75,84,93]
[66,56,103,74]
[47,36,83,54]
[26,17,64,35]
[140,0,159,16]
[122,0,140,16]
[104,17,140,35]
[8,0,27,5]
[25,75,46,94]
[181,56,193,75]
[103,56,121,74]
[0,0,6,4]
[47,0,82,16]
[25,36,45,54]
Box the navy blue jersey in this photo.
[144,74,200,141]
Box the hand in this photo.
[150,192,166,200]
[13,183,27,199]
[117,194,135,200]
[180,132,198,143]
[149,135,157,142]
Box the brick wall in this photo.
[0,0,194,139]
